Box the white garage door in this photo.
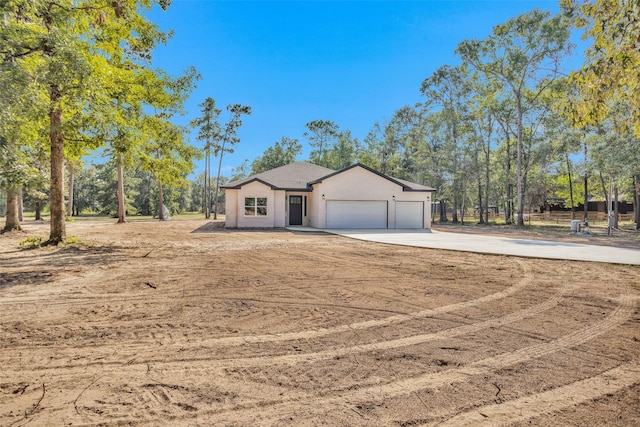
[395,201,424,228]
[326,201,388,228]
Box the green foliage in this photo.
[304,120,339,167]
[65,235,81,244]
[251,137,302,174]
[561,0,640,137]
[1,0,195,240]
[456,9,572,225]
[19,236,42,248]
[191,97,222,152]
[325,131,359,171]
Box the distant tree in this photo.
[467,75,499,224]
[421,65,472,222]
[416,112,451,222]
[0,136,26,232]
[456,9,571,225]
[251,137,302,174]
[359,122,386,172]
[384,106,424,181]
[138,68,200,220]
[72,164,101,215]
[229,160,250,182]
[191,98,221,218]
[213,104,252,219]
[304,120,339,167]
[326,131,359,170]
[0,0,180,242]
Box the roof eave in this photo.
[220,177,279,190]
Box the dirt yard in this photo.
[1,220,639,426]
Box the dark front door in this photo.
[289,196,303,225]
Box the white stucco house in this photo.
[221,162,435,229]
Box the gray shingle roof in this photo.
[394,177,435,191]
[308,163,435,192]
[221,162,336,190]
[222,161,435,192]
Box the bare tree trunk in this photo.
[452,192,459,223]
[204,146,210,219]
[477,179,484,224]
[49,89,66,244]
[116,155,126,224]
[2,186,22,232]
[614,184,619,228]
[67,165,74,217]
[158,180,164,221]
[515,94,525,226]
[439,199,448,222]
[35,201,42,221]
[635,174,640,230]
[583,175,589,220]
[460,184,466,225]
[566,154,575,219]
[213,138,227,221]
[599,171,608,210]
[17,187,23,222]
[484,141,490,224]
[505,136,513,225]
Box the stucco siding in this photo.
[274,191,286,227]
[313,166,432,229]
[224,164,432,229]
[236,181,277,228]
[393,191,432,229]
[224,189,238,228]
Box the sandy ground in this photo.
[1,219,639,426]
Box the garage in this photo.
[395,201,424,228]
[326,200,388,228]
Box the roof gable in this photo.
[222,161,434,192]
[310,163,435,192]
[222,162,335,190]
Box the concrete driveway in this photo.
[323,229,640,265]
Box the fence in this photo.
[438,211,636,224]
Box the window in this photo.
[245,197,267,216]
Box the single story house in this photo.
[221,162,435,229]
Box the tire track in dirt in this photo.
[431,362,640,426]
[0,260,538,375]
[65,274,561,379]
[203,290,636,424]
[0,258,532,347]
[3,269,564,399]
[48,273,564,375]
[169,259,536,347]
[198,277,572,369]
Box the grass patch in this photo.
[19,236,43,248]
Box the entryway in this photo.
[289,195,303,226]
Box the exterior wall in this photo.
[392,191,432,229]
[225,166,432,229]
[233,181,281,228]
[273,190,286,227]
[311,166,432,229]
[224,189,238,228]
[309,189,323,228]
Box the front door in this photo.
[289,195,303,225]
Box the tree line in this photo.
[250,5,639,228]
[2,1,639,239]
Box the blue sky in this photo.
[147,0,573,176]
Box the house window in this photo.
[245,197,267,216]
